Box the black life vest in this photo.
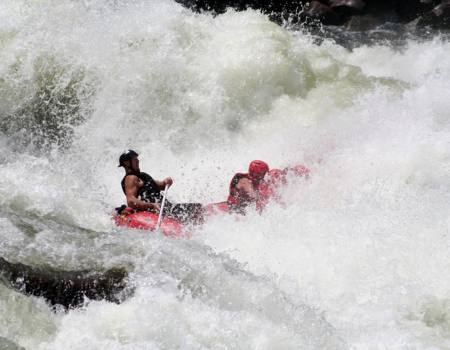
[121,172,163,203]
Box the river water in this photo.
[1,1,449,349]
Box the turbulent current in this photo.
[1,0,449,349]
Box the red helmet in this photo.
[248,160,269,179]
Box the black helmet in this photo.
[118,149,139,167]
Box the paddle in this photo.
[155,184,169,231]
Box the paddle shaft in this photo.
[155,184,169,231]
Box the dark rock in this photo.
[329,0,366,18]
[174,0,312,26]
[395,0,437,22]
[0,257,130,309]
[346,14,381,30]
[176,0,450,31]
[363,0,400,21]
[174,0,308,15]
[417,1,450,29]
[303,1,343,25]
[258,0,309,14]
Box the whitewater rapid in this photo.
[0,0,449,349]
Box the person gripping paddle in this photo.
[118,149,203,224]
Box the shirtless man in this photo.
[227,160,270,213]
[118,149,203,224]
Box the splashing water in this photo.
[0,0,449,349]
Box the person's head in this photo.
[118,149,140,172]
[248,160,269,182]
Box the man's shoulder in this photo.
[124,174,139,183]
[138,172,154,182]
[235,174,251,187]
[234,173,249,181]
[232,172,248,179]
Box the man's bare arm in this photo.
[154,177,173,190]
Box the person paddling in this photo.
[118,150,203,224]
[227,160,270,213]
[263,165,310,205]
[226,161,310,213]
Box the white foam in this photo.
[0,0,449,348]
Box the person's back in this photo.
[227,160,269,213]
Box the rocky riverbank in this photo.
[0,257,130,309]
[176,0,450,31]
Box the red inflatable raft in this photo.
[114,164,310,236]
[113,207,185,237]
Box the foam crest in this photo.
[0,0,450,348]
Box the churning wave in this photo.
[0,0,449,349]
